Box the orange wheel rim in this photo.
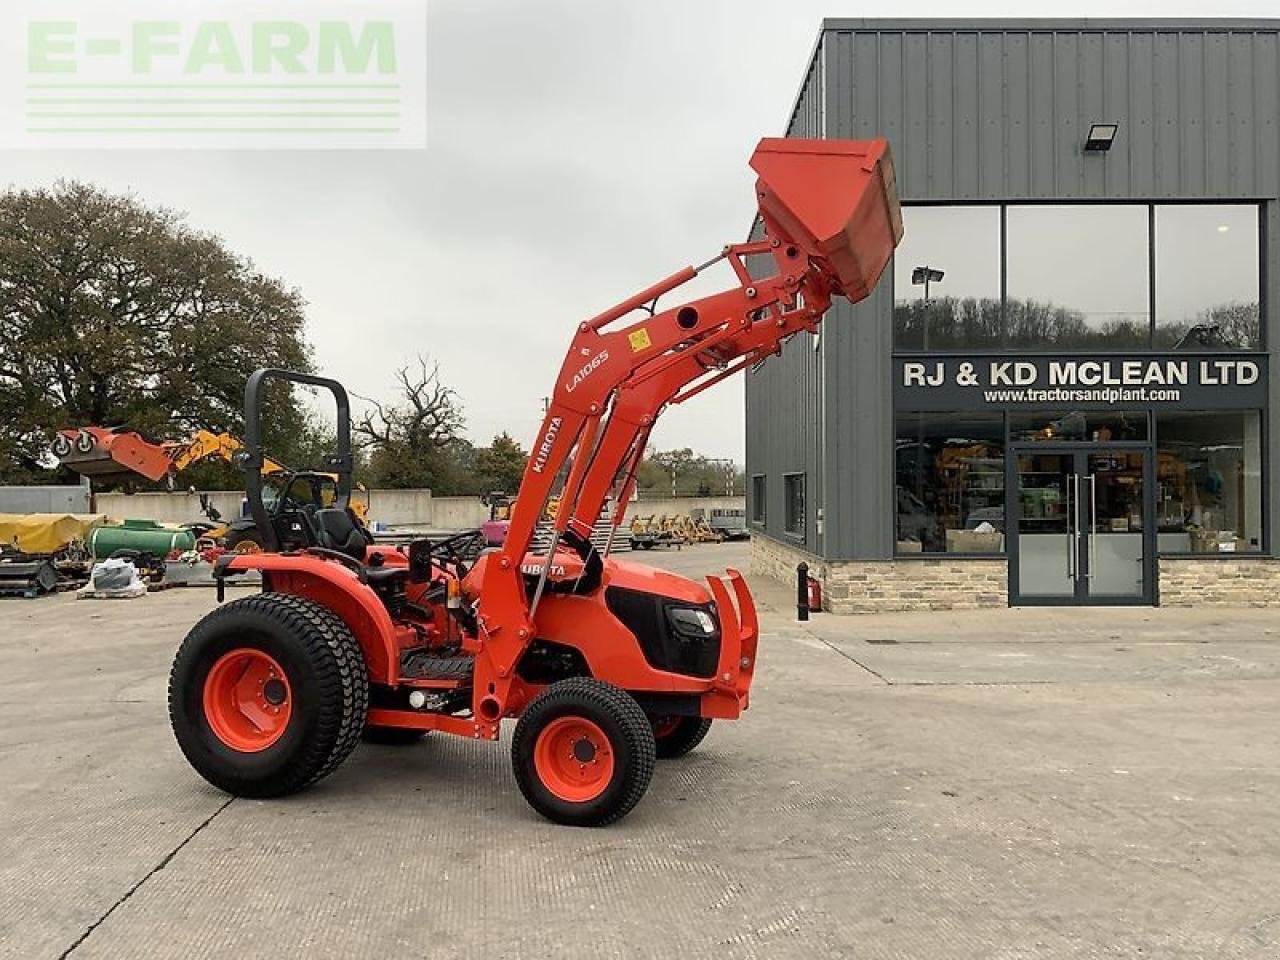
[533,716,615,803]
[233,540,262,555]
[652,716,681,739]
[202,648,293,752]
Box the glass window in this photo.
[750,475,766,524]
[1154,205,1260,350]
[1010,411,1148,443]
[1006,205,1150,349]
[893,206,1002,350]
[783,473,805,535]
[1156,411,1262,553]
[895,413,1005,554]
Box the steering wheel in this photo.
[409,528,484,582]
[431,528,484,569]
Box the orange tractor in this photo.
[169,138,901,825]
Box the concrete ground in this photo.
[2,542,1279,959]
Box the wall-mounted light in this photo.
[1084,123,1119,153]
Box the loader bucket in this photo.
[749,137,903,303]
[52,427,175,483]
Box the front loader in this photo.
[168,137,902,826]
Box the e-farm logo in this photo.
[0,1,426,149]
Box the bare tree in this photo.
[354,355,466,489]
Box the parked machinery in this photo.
[167,138,902,826]
[51,426,368,551]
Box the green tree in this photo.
[634,447,743,498]
[0,180,313,483]
[471,432,527,495]
[648,448,698,497]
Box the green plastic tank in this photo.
[90,519,196,560]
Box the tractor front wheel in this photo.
[651,715,713,759]
[512,678,655,827]
[169,593,368,798]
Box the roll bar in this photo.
[242,368,354,553]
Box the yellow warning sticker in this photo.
[628,328,652,352]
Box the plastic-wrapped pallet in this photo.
[78,557,147,599]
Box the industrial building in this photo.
[747,19,1280,610]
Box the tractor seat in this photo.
[308,507,373,562]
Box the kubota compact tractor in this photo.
[168,138,902,826]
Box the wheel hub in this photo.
[263,677,287,705]
[202,647,293,753]
[533,716,615,803]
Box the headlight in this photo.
[667,606,717,636]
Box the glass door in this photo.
[1011,447,1152,605]
[1085,452,1147,599]
[1014,452,1077,598]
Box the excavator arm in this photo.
[469,137,902,720]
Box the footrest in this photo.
[400,648,475,682]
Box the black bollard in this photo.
[796,561,809,621]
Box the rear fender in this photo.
[221,553,400,684]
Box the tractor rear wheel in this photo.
[169,593,368,798]
[651,716,713,759]
[512,678,656,827]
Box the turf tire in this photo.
[169,593,368,798]
[512,678,656,827]
[652,716,713,759]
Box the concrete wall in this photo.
[365,489,435,526]
[0,483,92,515]
[95,488,439,527]
[94,490,245,525]
[90,489,746,530]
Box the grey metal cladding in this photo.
[822,23,1280,200]
[745,47,823,550]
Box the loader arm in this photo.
[469,137,901,723]
[170,429,291,476]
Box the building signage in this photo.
[894,354,1268,411]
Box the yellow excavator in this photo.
[52,426,369,552]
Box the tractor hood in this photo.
[462,552,711,605]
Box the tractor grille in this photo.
[604,586,720,679]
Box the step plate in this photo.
[400,648,476,682]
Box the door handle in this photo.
[1066,474,1077,579]
[1086,475,1097,580]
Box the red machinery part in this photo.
[468,137,901,718]
[750,138,902,300]
[51,426,178,482]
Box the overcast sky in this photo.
[6,0,1277,462]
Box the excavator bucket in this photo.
[749,137,903,303]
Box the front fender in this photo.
[220,553,400,684]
